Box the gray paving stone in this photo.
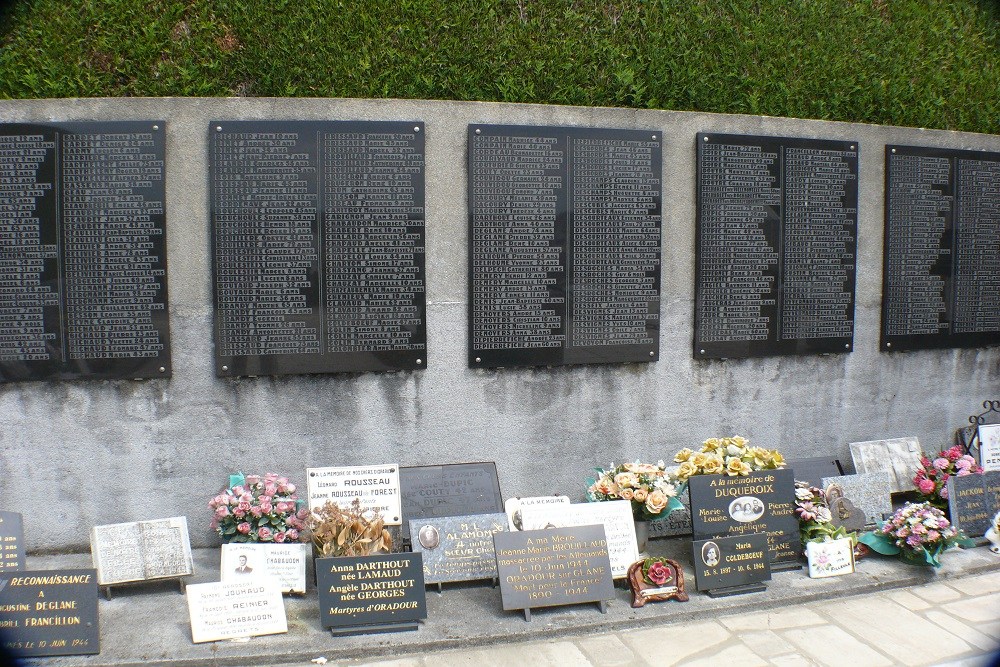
[782,625,894,667]
[574,634,640,667]
[946,569,1000,596]
[430,641,593,667]
[618,621,730,664]
[910,581,965,603]
[769,654,822,667]
[888,588,933,611]
[735,630,798,659]
[941,593,1000,633]
[679,644,767,667]
[719,607,827,631]
[925,609,999,652]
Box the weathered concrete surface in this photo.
[0,98,997,551]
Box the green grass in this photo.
[1,0,999,133]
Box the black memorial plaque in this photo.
[316,553,426,632]
[882,145,1000,351]
[0,122,171,382]
[695,133,858,359]
[787,456,844,489]
[468,124,662,368]
[947,471,1000,539]
[0,511,25,572]
[0,569,100,657]
[399,462,503,534]
[688,469,800,566]
[210,121,427,376]
[691,533,770,593]
[493,524,614,613]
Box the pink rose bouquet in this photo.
[858,502,973,567]
[208,472,309,544]
[586,461,683,520]
[913,446,983,511]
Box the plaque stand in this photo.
[102,576,187,601]
[520,600,607,622]
[329,622,418,637]
[965,399,1000,457]
[706,583,767,598]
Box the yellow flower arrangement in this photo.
[673,436,785,480]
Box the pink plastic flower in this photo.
[257,526,272,541]
[274,531,286,543]
[940,486,949,499]
[237,522,251,534]
[287,529,299,541]
[647,561,670,585]
[932,458,949,470]
[250,506,263,518]
[245,475,262,486]
[215,506,230,519]
[917,478,935,494]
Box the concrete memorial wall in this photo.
[0,98,996,552]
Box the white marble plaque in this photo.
[306,464,402,525]
[519,500,638,578]
[979,424,1000,472]
[186,579,287,643]
[849,436,922,493]
[504,495,570,531]
[806,538,855,579]
[220,543,308,594]
[91,516,193,586]
[821,472,893,527]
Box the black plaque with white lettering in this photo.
[316,553,426,631]
[210,121,427,376]
[0,568,100,657]
[0,122,171,382]
[468,124,661,368]
[695,133,858,358]
[688,469,800,566]
[0,511,25,573]
[882,145,1000,351]
[399,462,504,535]
[947,471,1000,539]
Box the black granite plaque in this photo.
[947,471,1000,538]
[882,145,1000,351]
[0,512,25,573]
[0,569,99,657]
[695,133,858,358]
[0,122,171,382]
[210,121,427,376]
[787,456,844,488]
[316,553,426,632]
[494,524,615,613]
[691,534,770,593]
[399,462,503,535]
[688,469,800,565]
[409,513,507,584]
[468,124,661,368]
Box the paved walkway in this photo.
[330,570,1000,667]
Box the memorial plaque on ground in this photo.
[694,134,858,359]
[519,500,638,578]
[209,120,427,377]
[408,513,507,584]
[468,124,662,368]
[821,472,893,527]
[947,471,1000,539]
[882,145,1000,352]
[317,553,426,633]
[849,437,922,494]
[0,569,99,657]
[692,533,770,594]
[220,542,309,594]
[185,579,286,643]
[90,517,193,586]
[505,495,570,531]
[0,511,25,572]
[494,525,615,615]
[688,469,799,565]
[399,462,503,534]
[979,424,1000,471]
[307,464,402,525]
[0,122,171,383]
[694,133,858,359]
[787,456,844,488]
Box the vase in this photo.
[634,520,649,553]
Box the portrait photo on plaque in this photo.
[220,542,308,594]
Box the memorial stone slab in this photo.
[307,464,402,525]
[691,534,770,595]
[317,553,426,634]
[695,132,858,359]
[185,579,286,643]
[947,471,1000,539]
[787,456,844,488]
[209,120,427,377]
[220,543,309,594]
[0,121,171,383]
[0,511,25,572]
[979,424,1000,471]
[90,517,193,586]
[688,470,799,566]
[409,513,507,585]
[519,500,638,578]
[0,569,99,657]
[849,437,923,494]
[821,471,893,527]
[504,495,570,531]
[882,145,1000,352]
[468,124,662,368]
[399,462,503,534]
[494,525,614,617]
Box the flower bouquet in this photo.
[673,436,785,480]
[913,446,983,511]
[795,481,863,556]
[208,472,309,543]
[858,502,974,567]
[586,461,684,521]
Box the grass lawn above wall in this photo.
[1,0,999,134]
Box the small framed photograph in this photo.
[220,543,308,594]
